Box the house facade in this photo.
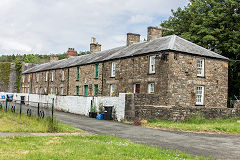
[21,27,229,108]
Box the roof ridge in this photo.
[168,35,176,49]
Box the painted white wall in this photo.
[0,92,126,121]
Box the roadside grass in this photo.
[0,135,209,160]
[0,109,80,133]
[144,116,240,133]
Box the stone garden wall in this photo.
[135,105,240,122]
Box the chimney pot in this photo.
[67,48,77,58]
[90,37,101,53]
[126,33,140,46]
[147,26,162,41]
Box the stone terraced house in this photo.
[21,27,229,108]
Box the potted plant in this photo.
[96,103,105,120]
[89,103,97,118]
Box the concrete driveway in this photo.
[54,111,240,160]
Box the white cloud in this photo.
[0,0,189,55]
[128,15,153,24]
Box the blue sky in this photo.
[0,0,189,55]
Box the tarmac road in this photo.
[54,111,240,160]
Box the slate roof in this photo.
[22,35,229,74]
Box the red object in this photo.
[67,48,77,58]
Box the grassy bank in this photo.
[0,110,80,133]
[0,135,208,160]
[144,116,240,133]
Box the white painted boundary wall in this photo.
[0,92,126,121]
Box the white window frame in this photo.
[110,84,115,96]
[149,56,156,74]
[197,59,204,77]
[196,86,204,105]
[28,75,30,82]
[36,73,39,82]
[111,62,116,77]
[61,87,64,95]
[62,69,65,81]
[22,75,25,83]
[148,83,155,93]
[55,87,58,95]
[44,88,47,94]
[51,71,55,82]
[46,71,49,82]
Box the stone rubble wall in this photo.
[135,105,240,122]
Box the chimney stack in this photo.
[50,55,59,62]
[147,26,162,41]
[126,33,140,46]
[67,48,77,58]
[90,37,101,53]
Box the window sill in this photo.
[197,75,205,78]
[195,104,205,107]
[76,79,79,81]
[94,77,99,79]
[110,76,115,78]
[148,73,155,75]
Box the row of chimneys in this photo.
[50,26,162,61]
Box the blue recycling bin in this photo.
[96,113,104,120]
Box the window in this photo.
[50,88,53,94]
[27,88,29,94]
[95,64,99,78]
[111,62,116,77]
[94,84,98,96]
[76,86,79,95]
[28,75,30,82]
[22,75,25,83]
[44,88,47,94]
[36,73,39,82]
[36,88,38,94]
[196,86,204,105]
[197,59,204,77]
[62,69,65,81]
[148,83,155,93]
[77,67,80,80]
[61,87,64,95]
[84,85,88,96]
[55,87,58,95]
[46,72,49,82]
[40,88,42,95]
[110,84,115,96]
[134,84,140,94]
[149,56,155,74]
[51,71,55,82]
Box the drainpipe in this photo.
[101,63,104,96]
[67,68,70,95]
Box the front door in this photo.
[135,84,140,93]
[84,85,88,96]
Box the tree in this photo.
[161,0,240,100]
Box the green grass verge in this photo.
[144,116,240,133]
[0,135,209,160]
[0,110,80,133]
